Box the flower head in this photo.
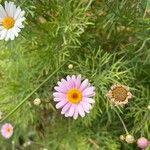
[68,64,73,69]
[0,1,25,41]
[33,98,41,106]
[1,123,13,139]
[106,84,132,106]
[137,137,149,149]
[125,134,134,144]
[120,135,125,141]
[53,75,95,119]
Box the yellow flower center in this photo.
[6,127,11,133]
[3,17,15,29]
[67,88,82,104]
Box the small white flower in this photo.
[33,98,41,106]
[120,135,125,141]
[27,141,31,145]
[147,105,150,110]
[0,1,25,41]
[125,134,134,144]
[68,64,73,69]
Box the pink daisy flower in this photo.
[1,123,13,139]
[53,75,95,119]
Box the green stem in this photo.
[113,107,129,134]
[140,111,149,136]
[0,62,66,123]
[12,141,15,150]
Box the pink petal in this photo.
[61,103,71,114]
[82,86,95,97]
[80,79,89,91]
[53,92,66,98]
[81,101,92,110]
[56,100,67,109]
[68,104,76,117]
[57,81,62,86]
[60,79,71,90]
[83,97,95,104]
[80,101,90,113]
[73,107,79,119]
[71,75,76,87]
[64,109,70,117]
[78,104,85,117]
[66,76,74,88]
[54,98,64,102]
[75,75,81,88]
[58,80,70,92]
[54,86,68,93]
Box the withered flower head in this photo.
[106,84,132,106]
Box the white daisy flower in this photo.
[0,1,25,41]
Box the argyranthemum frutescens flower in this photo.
[0,1,25,41]
[53,75,95,119]
[106,84,132,106]
[1,123,13,139]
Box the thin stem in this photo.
[113,107,129,134]
[12,141,15,150]
[0,62,66,123]
[140,111,149,136]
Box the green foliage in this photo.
[0,0,150,149]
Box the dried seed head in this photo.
[107,84,132,106]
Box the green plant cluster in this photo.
[0,0,150,149]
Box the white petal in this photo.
[14,27,21,33]
[14,7,21,20]
[0,5,6,18]
[15,20,23,27]
[16,17,25,23]
[5,1,11,16]
[15,9,25,20]
[9,29,15,40]
[0,29,7,40]
[0,26,4,31]
[5,29,11,41]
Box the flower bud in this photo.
[68,64,73,69]
[125,134,134,144]
[33,98,41,106]
[120,135,125,141]
[137,137,149,149]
